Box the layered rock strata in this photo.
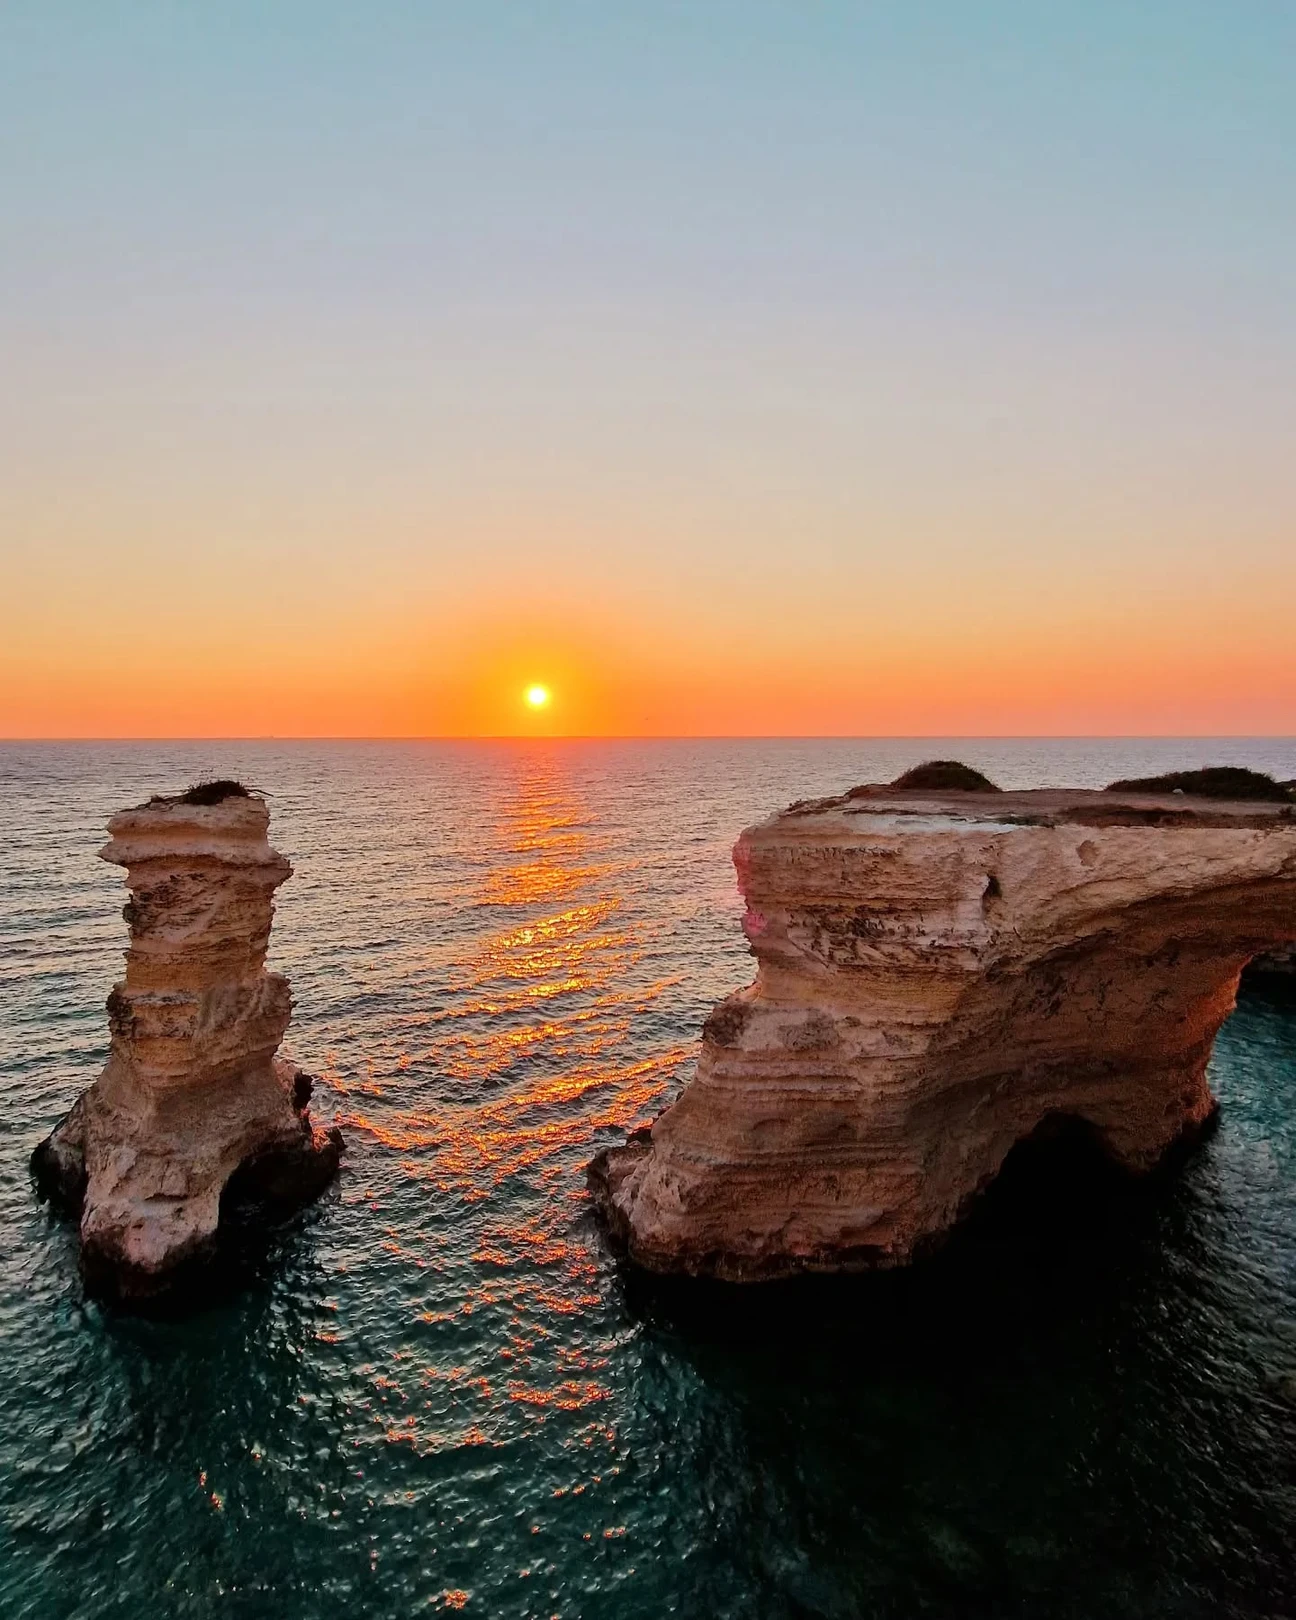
[591,785,1296,1279]
[33,786,342,1300]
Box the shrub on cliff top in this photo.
[180,779,252,805]
[1105,766,1292,802]
[891,760,1001,793]
[149,779,253,807]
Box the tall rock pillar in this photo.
[33,783,343,1300]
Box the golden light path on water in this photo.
[320,752,691,1464]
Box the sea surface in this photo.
[1,738,1294,1620]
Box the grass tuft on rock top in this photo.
[891,761,1001,793]
[1105,767,1292,803]
[149,780,254,807]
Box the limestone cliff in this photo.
[32,783,342,1300]
[590,784,1296,1279]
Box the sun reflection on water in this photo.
[324,750,691,1463]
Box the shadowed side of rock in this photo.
[1247,945,1296,979]
[590,784,1296,1280]
[31,785,343,1303]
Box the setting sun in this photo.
[524,684,551,710]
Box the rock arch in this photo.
[591,783,1296,1279]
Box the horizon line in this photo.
[3,734,1295,746]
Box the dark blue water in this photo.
[1,740,1294,1619]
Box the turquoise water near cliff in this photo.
[1,738,1294,1620]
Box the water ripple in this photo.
[1,738,1294,1619]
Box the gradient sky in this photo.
[2,2,1293,736]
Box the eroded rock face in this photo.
[32,788,342,1300]
[590,786,1296,1280]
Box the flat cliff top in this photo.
[102,791,282,870]
[767,785,1296,837]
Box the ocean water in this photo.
[1,737,1294,1620]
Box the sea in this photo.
[1,738,1294,1620]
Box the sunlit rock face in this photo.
[591,786,1296,1280]
[32,787,342,1301]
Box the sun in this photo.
[524,683,551,710]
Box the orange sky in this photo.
[4,566,1293,737]
[4,456,1293,736]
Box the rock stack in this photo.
[591,781,1296,1279]
[33,782,342,1301]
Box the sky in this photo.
[2,2,1293,737]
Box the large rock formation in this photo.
[33,783,342,1301]
[591,783,1296,1280]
